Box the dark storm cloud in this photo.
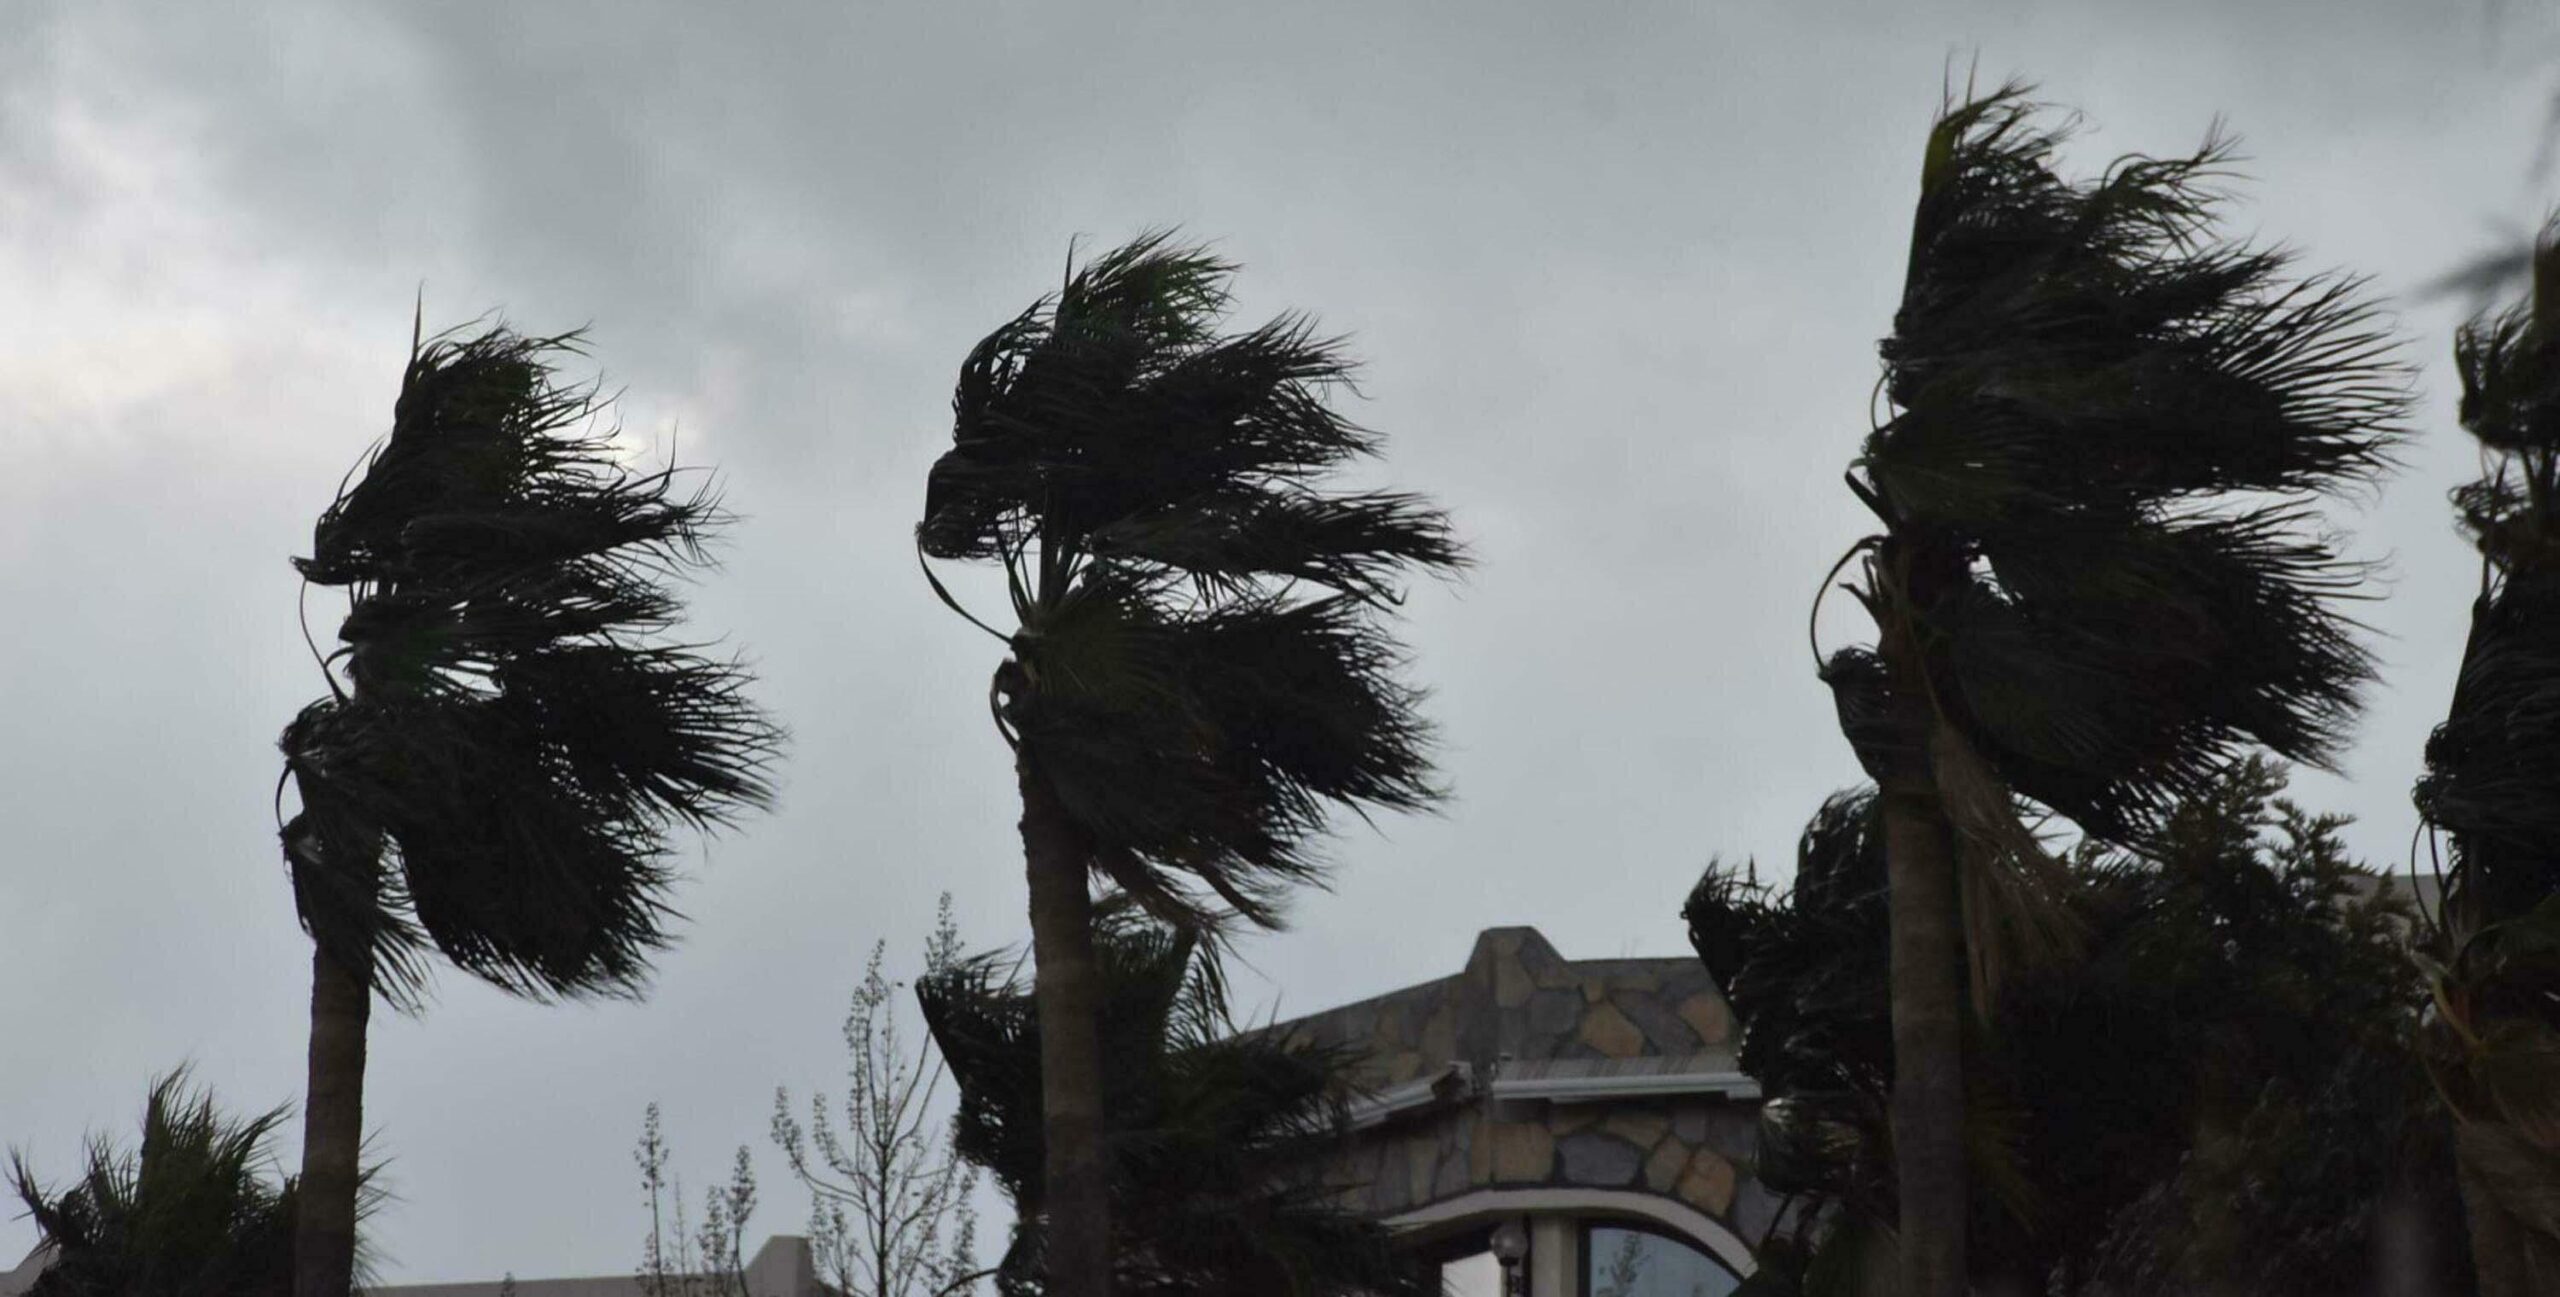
[4,0,2553,1281]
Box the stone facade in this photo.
[1275,927,1775,1252]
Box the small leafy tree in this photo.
[1690,760,2464,1296]
[771,895,983,1297]
[641,898,985,1297]
[919,899,1430,1297]
[635,1104,757,1297]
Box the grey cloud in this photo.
[4,0,2554,1281]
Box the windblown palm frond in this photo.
[8,1070,381,1297]
[2412,217,2560,1293]
[1843,85,2407,847]
[918,233,1463,933]
[1690,762,2445,1296]
[917,902,1426,1297]
[279,324,780,1007]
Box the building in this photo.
[0,1236,831,1297]
[1272,925,1769,1296]
[369,1235,833,1297]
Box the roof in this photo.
[1273,926,1754,1119]
[370,1236,829,1297]
[0,1235,832,1297]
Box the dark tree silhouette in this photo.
[918,901,1429,1297]
[1688,761,2460,1296]
[279,321,778,1297]
[8,1070,377,1297]
[2414,217,2560,1296]
[915,233,1460,1296]
[1824,86,2406,1297]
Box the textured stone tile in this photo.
[1526,987,1581,1037]
[1643,1135,1691,1192]
[1696,1106,1757,1159]
[1419,1005,1457,1063]
[1613,989,1701,1053]
[1578,1001,1645,1058]
[1491,1121,1555,1182]
[1671,1104,1709,1145]
[1676,991,1734,1045]
[1549,1105,1599,1134]
[1677,1147,1737,1215]
[1383,1049,1423,1084]
[1556,1132,1642,1186]
[1602,1109,1669,1149]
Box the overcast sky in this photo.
[6,0,2558,1284]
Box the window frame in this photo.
[1577,1217,1744,1297]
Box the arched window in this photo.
[1582,1220,1742,1297]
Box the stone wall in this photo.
[1334,1096,1762,1226]
[1277,927,1776,1247]
[1285,927,1738,1084]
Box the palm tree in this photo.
[914,233,1460,1296]
[918,900,1430,1297]
[1823,87,2405,1297]
[279,321,778,1297]
[8,1069,376,1297]
[1690,762,2457,1296]
[2413,218,2560,1296]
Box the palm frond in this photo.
[917,912,1426,1297]
[8,1070,385,1297]
[1852,86,2405,847]
[281,323,779,1007]
[921,235,1461,933]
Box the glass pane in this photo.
[1442,1249,1503,1297]
[1585,1225,1740,1297]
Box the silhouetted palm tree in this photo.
[279,321,778,1297]
[915,233,1460,1296]
[918,901,1429,1297]
[1691,763,2457,1296]
[2414,218,2560,1297]
[8,1069,377,1297]
[1824,87,2405,1297]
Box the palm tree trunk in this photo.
[295,944,370,1297]
[1878,630,1969,1297]
[1018,754,1114,1297]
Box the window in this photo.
[1582,1223,1740,1297]
[1440,1249,1504,1297]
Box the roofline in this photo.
[1487,1070,1761,1103]
[1343,1062,1761,1131]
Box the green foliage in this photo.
[280,322,779,1007]
[1831,85,2407,849]
[916,902,1427,1297]
[2415,215,2560,1285]
[770,895,983,1297]
[916,233,1463,931]
[1687,760,2460,1295]
[7,1070,376,1297]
